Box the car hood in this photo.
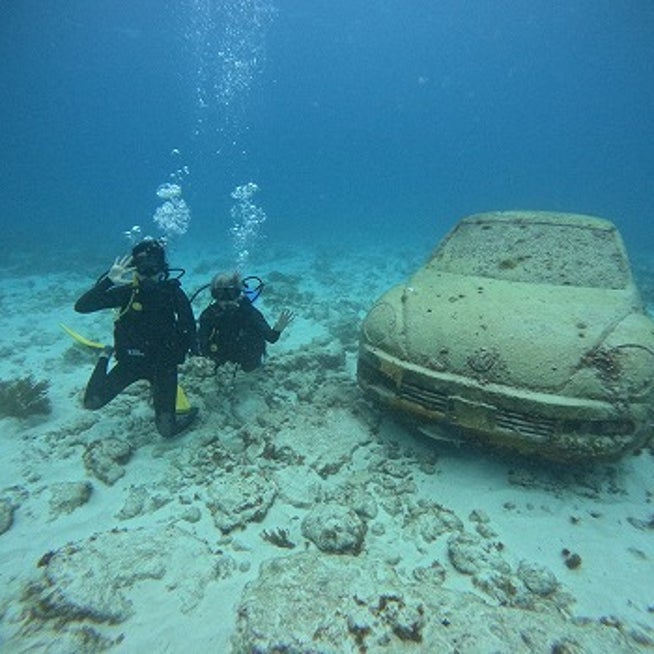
[363,269,648,393]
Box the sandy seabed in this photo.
[0,239,652,653]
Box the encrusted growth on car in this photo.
[358,211,654,463]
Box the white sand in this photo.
[0,240,652,652]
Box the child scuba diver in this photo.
[197,271,294,372]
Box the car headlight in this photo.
[362,301,398,346]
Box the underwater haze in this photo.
[3,3,654,651]
[1,0,654,263]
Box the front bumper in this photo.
[357,345,647,462]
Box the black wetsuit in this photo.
[75,275,197,437]
[198,298,280,372]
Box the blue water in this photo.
[1,4,654,648]
[1,0,653,264]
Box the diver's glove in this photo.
[274,309,295,333]
[107,254,136,285]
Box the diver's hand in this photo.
[107,255,136,285]
[274,309,295,333]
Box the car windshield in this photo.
[431,219,630,289]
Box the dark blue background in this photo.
[1,0,653,261]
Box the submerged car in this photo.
[357,211,654,462]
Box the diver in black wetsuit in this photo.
[75,238,198,438]
[198,272,294,372]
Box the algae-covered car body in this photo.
[357,211,654,462]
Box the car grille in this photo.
[495,408,556,441]
[400,382,449,413]
[400,381,555,441]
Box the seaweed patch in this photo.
[0,376,51,418]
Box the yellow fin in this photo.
[176,385,192,414]
[60,323,105,349]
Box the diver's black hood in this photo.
[131,239,167,277]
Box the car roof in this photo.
[460,210,616,231]
[430,210,632,289]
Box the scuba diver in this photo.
[197,271,294,372]
[74,237,199,438]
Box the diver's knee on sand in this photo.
[83,394,106,410]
